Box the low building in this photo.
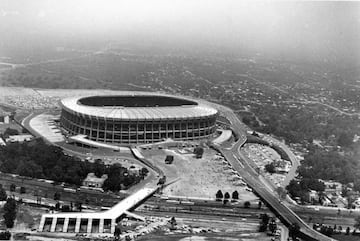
[6,134,33,143]
[82,173,108,188]
[128,164,142,175]
[274,160,291,173]
[308,190,319,203]
[323,180,343,195]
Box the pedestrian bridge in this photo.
[38,187,157,234]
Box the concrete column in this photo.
[104,118,107,142]
[75,218,81,233]
[99,219,104,233]
[90,118,93,140]
[137,121,140,143]
[112,120,115,143]
[86,218,93,233]
[50,217,57,232]
[120,123,123,143]
[63,218,69,232]
[96,118,100,141]
[110,219,116,234]
[38,216,46,232]
[151,122,154,142]
[128,123,130,144]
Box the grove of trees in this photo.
[0,139,148,192]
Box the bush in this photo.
[244,201,251,208]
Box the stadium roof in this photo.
[60,94,218,121]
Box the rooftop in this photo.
[61,93,218,120]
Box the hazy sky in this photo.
[0,0,359,62]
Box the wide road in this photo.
[214,108,336,241]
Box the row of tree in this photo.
[215,190,253,208]
[215,190,239,201]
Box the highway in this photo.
[213,107,336,241]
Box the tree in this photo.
[93,159,106,177]
[0,185,7,201]
[276,186,286,200]
[61,205,71,212]
[103,164,128,192]
[193,147,204,159]
[0,231,11,240]
[140,167,149,177]
[346,227,350,235]
[165,155,174,164]
[232,190,239,200]
[114,224,121,240]
[20,186,26,194]
[289,222,300,240]
[3,198,17,228]
[215,190,223,201]
[9,184,16,192]
[259,214,269,232]
[354,216,360,231]
[244,201,251,208]
[169,217,177,230]
[55,202,61,210]
[265,162,276,174]
[223,192,230,204]
[3,128,19,137]
[75,201,83,212]
[268,218,277,234]
[54,192,61,201]
[337,132,353,147]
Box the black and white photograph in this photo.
[0,0,359,240]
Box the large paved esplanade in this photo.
[60,93,218,144]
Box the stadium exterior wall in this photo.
[60,95,218,145]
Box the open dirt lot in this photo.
[142,147,258,201]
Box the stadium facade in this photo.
[59,94,218,145]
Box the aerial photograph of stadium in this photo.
[0,0,359,241]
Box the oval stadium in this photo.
[59,94,218,145]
